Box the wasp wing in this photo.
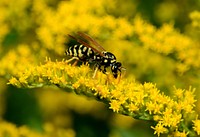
[77,32,106,52]
[68,34,105,57]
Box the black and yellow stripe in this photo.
[65,45,95,61]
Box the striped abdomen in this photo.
[65,45,95,62]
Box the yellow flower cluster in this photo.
[132,16,200,74]
[0,0,35,46]
[0,121,75,137]
[188,10,200,41]
[32,0,135,55]
[8,59,200,136]
[0,44,37,77]
[193,119,200,135]
[190,11,200,29]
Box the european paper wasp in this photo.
[65,32,124,78]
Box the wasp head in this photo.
[111,62,123,78]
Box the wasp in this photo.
[65,32,124,78]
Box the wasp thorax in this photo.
[103,52,116,60]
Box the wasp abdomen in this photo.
[66,45,95,61]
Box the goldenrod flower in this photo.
[7,58,200,136]
[0,121,75,137]
[151,122,168,136]
[173,130,189,137]
[8,77,20,87]
[189,11,200,28]
[193,119,200,135]
[109,100,121,113]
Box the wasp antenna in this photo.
[68,34,77,40]
[121,67,126,71]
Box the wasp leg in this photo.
[93,63,101,78]
[66,57,79,66]
[72,60,78,66]
[82,61,89,66]
[102,65,110,74]
[93,63,101,71]
[102,67,107,74]
[117,70,122,83]
[66,57,78,63]
[93,67,98,78]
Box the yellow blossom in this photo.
[97,85,110,99]
[146,101,163,115]
[151,122,168,136]
[145,101,156,115]
[174,88,184,99]
[0,121,76,137]
[189,10,200,28]
[193,119,200,135]
[8,77,19,86]
[72,82,80,89]
[163,108,172,116]
[109,100,121,113]
[110,89,122,99]
[162,113,182,127]
[19,76,28,84]
[173,130,189,137]
[128,103,139,112]
[153,115,162,121]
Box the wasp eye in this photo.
[116,62,122,67]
